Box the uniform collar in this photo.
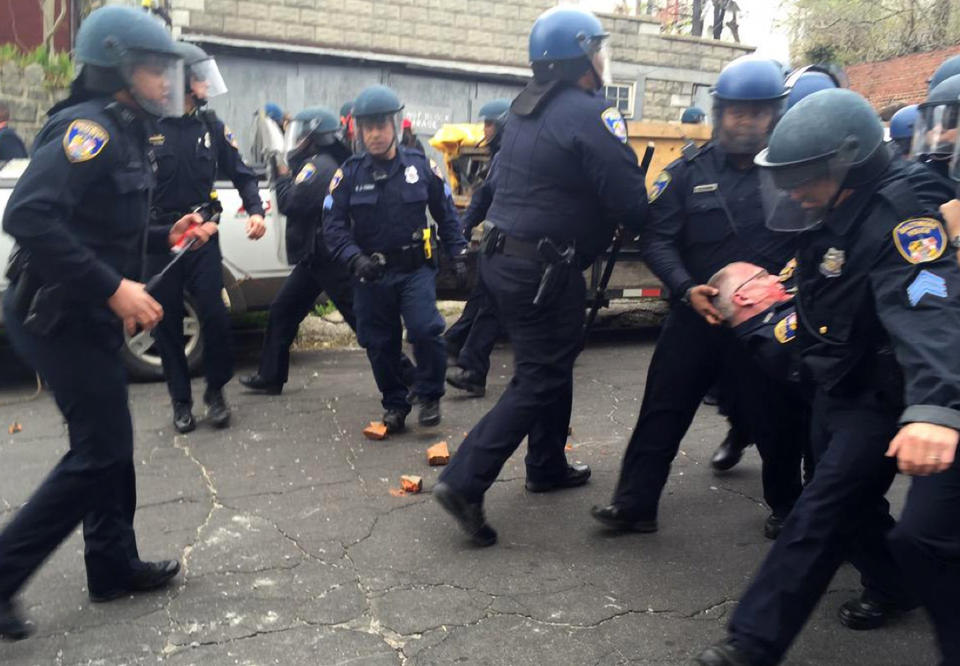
[733,299,791,337]
[360,145,412,176]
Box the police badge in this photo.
[404,165,419,184]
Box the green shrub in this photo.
[0,43,74,89]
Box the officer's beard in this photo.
[717,127,769,157]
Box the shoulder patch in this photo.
[63,119,109,163]
[295,162,317,185]
[892,217,946,264]
[778,258,797,282]
[429,158,445,180]
[648,171,672,203]
[601,107,628,144]
[224,124,238,149]
[329,168,343,193]
[773,311,797,344]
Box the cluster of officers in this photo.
[0,4,958,666]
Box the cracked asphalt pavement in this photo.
[0,331,937,665]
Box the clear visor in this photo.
[188,57,227,99]
[911,103,959,161]
[588,40,613,87]
[757,143,856,231]
[122,52,184,119]
[284,119,314,154]
[354,112,401,157]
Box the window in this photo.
[604,82,636,118]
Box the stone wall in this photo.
[0,61,69,149]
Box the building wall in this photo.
[0,62,68,149]
[847,45,960,113]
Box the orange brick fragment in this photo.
[389,488,406,497]
[363,422,388,440]
[400,475,423,493]
[8,422,22,435]
[427,441,450,466]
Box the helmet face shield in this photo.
[354,112,401,157]
[912,102,959,161]
[756,139,857,231]
[122,51,184,118]
[284,117,341,155]
[586,38,612,87]
[188,57,227,99]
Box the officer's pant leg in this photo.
[457,283,502,382]
[888,464,960,663]
[354,274,407,412]
[185,240,234,392]
[310,255,358,331]
[0,297,138,599]
[258,262,323,384]
[611,306,721,519]
[720,342,804,516]
[399,266,446,400]
[439,254,579,500]
[150,254,192,403]
[727,396,902,665]
[444,285,481,352]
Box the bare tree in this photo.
[691,0,704,36]
[39,0,68,52]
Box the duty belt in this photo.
[372,244,427,273]
[483,227,572,263]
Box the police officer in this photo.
[240,107,354,394]
[889,104,918,158]
[323,85,467,432]
[591,55,804,540]
[433,7,647,546]
[149,41,267,433]
[784,64,842,110]
[445,98,510,397]
[910,74,960,179]
[697,88,960,666]
[0,5,215,638]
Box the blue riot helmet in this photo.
[528,6,610,89]
[710,55,789,155]
[912,74,960,164]
[285,106,343,157]
[929,54,960,93]
[680,106,705,124]
[175,42,227,105]
[74,4,183,117]
[755,89,887,231]
[785,65,843,110]
[889,104,918,157]
[478,98,510,149]
[351,85,404,156]
[265,102,284,124]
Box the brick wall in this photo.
[847,45,960,112]
[0,61,69,149]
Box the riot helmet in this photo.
[352,85,404,157]
[889,104,918,157]
[755,88,888,231]
[785,65,843,110]
[285,106,344,159]
[74,4,183,118]
[175,42,227,106]
[528,6,610,90]
[911,74,960,164]
[478,98,510,146]
[680,106,705,124]
[929,54,960,93]
[710,55,789,155]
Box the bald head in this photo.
[708,262,789,327]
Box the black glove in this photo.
[453,256,469,290]
[350,253,385,282]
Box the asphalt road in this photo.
[0,332,936,665]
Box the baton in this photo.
[583,142,655,340]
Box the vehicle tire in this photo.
[120,296,204,382]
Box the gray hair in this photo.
[707,266,738,322]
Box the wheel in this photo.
[120,297,204,382]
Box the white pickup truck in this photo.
[0,158,295,380]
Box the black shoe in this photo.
[838,592,914,630]
[525,463,591,492]
[764,513,786,540]
[590,504,658,533]
[173,401,195,434]
[0,599,33,641]
[239,374,283,395]
[433,482,497,547]
[446,367,486,397]
[89,559,181,603]
[695,641,757,666]
[710,427,751,472]
[204,388,231,429]
[418,399,441,427]
[383,409,407,434]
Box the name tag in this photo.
[354,183,375,193]
[693,183,718,193]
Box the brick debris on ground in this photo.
[0,339,938,665]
